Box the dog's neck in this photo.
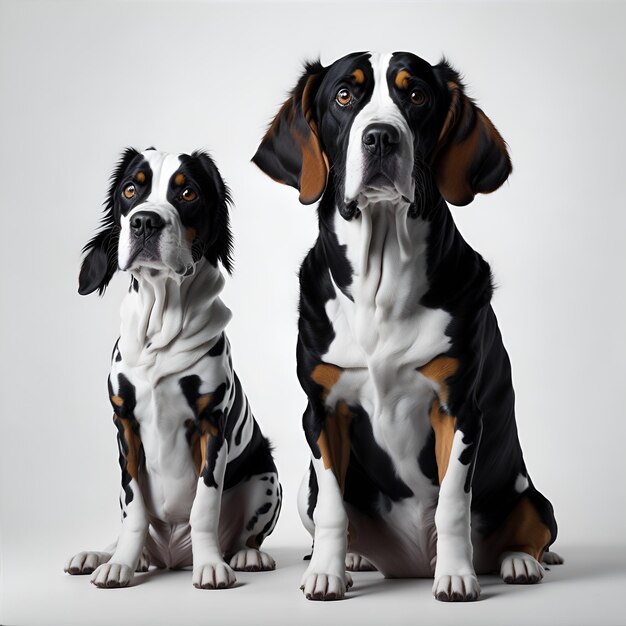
[118,258,231,378]
[326,198,431,314]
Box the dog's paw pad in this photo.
[64,551,111,576]
[300,572,349,601]
[345,552,376,571]
[500,551,545,584]
[433,574,480,602]
[193,562,236,589]
[542,550,564,565]
[90,563,133,588]
[229,548,276,572]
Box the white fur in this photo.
[300,456,351,600]
[432,430,479,600]
[118,152,193,275]
[68,151,280,588]
[301,53,479,600]
[343,52,415,206]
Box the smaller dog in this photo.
[65,148,281,589]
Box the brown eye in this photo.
[123,184,136,199]
[410,89,427,106]
[336,88,353,107]
[181,188,197,202]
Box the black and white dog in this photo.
[65,148,281,589]
[253,52,560,601]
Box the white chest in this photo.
[320,206,451,490]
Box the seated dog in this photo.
[65,148,281,589]
[253,52,560,601]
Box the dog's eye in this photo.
[410,89,427,106]
[123,184,136,199]
[181,188,197,202]
[336,88,353,107]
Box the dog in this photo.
[253,52,561,601]
[65,148,282,589]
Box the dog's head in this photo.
[253,51,512,216]
[78,148,233,295]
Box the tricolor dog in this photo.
[65,148,281,589]
[253,52,561,601]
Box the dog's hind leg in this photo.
[226,471,282,572]
[497,492,555,584]
[542,550,564,565]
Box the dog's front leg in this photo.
[190,429,236,589]
[432,426,481,601]
[90,415,148,588]
[300,400,352,601]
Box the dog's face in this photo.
[253,51,512,217]
[79,148,233,295]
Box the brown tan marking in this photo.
[310,363,352,488]
[114,415,142,480]
[316,401,352,490]
[135,171,146,184]
[418,355,459,405]
[419,356,460,483]
[395,69,411,90]
[111,395,124,407]
[185,227,197,243]
[499,496,552,562]
[432,81,510,206]
[352,68,365,85]
[190,423,219,475]
[311,363,342,400]
[174,172,185,186]
[196,394,212,415]
[429,400,457,483]
[188,394,219,474]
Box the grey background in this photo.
[1,1,625,625]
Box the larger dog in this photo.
[253,52,559,601]
[65,148,281,589]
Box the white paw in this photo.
[193,562,237,589]
[90,563,134,588]
[500,551,545,584]
[345,552,376,571]
[542,550,564,565]
[433,574,481,602]
[229,548,275,571]
[300,572,350,601]
[64,551,111,575]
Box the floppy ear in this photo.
[431,60,512,207]
[191,150,234,274]
[78,148,139,295]
[252,61,329,205]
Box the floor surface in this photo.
[2,545,625,626]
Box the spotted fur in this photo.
[65,149,281,589]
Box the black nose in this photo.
[362,123,400,157]
[130,211,164,238]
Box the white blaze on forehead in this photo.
[142,150,183,203]
[343,52,414,204]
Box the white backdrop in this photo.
[1,1,625,624]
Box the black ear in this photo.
[191,150,234,274]
[431,60,512,206]
[78,148,139,295]
[252,61,328,205]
